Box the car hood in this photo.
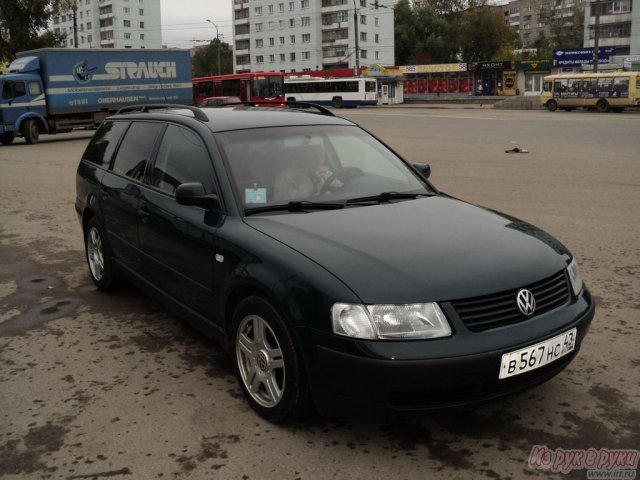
[243,196,570,303]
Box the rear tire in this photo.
[22,118,40,144]
[596,99,610,113]
[231,296,312,423]
[332,96,343,108]
[546,100,558,112]
[0,132,15,145]
[85,217,117,291]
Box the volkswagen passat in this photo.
[75,103,595,423]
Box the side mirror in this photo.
[412,162,431,179]
[176,182,221,210]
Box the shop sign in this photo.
[400,63,467,74]
[553,48,616,66]
[364,64,403,78]
[469,61,515,71]
[516,60,552,72]
[623,55,640,70]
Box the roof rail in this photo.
[227,101,335,117]
[115,104,209,122]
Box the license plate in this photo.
[499,328,577,380]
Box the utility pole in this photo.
[72,6,78,48]
[592,0,600,72]
[206,19,222,75]
[353,0,360,76]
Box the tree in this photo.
[191,39,234,77]
[394,0,420,65]
[413,5,454,63]
[453,4,513,62]
[538,3,585,51]
[0,0,64,60]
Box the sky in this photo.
[160,0,233,49]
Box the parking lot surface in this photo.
[1,109,639,480]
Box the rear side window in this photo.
[112,122,164,181]
[83,121,129,168]
[150,125,215,194]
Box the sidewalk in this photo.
[375,95,543,110]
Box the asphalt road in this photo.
[1,108,639,480]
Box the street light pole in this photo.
[206,19,222,75]
[592,0,601,73]
[353,0,360,76]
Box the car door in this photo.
[100,121,164,271]
[137,123,223,320]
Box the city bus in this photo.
[541,71,640,113]
[284,76,378,108]
[192,72,285,105]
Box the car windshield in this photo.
[215,125,433,212]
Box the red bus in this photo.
[192,72,285,105]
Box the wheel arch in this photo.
[224,282,289,339]
[16,112,49,135]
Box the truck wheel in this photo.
[22,119,40,144]
[0,133,15,145]
[596,99,610,113]
[546,100,558,112]
[332,97,343,108]
[231,296,312,423]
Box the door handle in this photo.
[137,206,150,222]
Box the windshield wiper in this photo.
[244,200,344,216]
[346,191,434,205]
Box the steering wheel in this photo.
[320,167,365,194]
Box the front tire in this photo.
[332,96,343,108]
[85,217,117,291]
[22,118,40,144]
[596,99,610,113]
[231,296,311,423]
[546,100,558,112]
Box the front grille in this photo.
[451,270,570,332]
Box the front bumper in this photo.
[299,291,595,416]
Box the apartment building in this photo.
[53,0,162,49]
[584,0,639,55]
[232,0,395,73]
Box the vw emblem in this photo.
[517,289,536,316]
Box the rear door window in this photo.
[83,121,129,168]
[112,122,164,181]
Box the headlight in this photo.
[567,257,583,296]
[331,303,452,340]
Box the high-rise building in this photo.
[53,0,162,49]
[232,0,395,73]
[584,0,638,55]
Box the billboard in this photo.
[553,48,616,66]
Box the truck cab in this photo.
[0,58,47,144]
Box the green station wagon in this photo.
[76,103,595,423]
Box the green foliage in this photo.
[537,3,585,51]
[394,0,514,64]
[453,6,513,62]
[0,0,65,60]
[191,39,234,77]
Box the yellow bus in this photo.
[541,71,640,112]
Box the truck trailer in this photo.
[0,48,192,145]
